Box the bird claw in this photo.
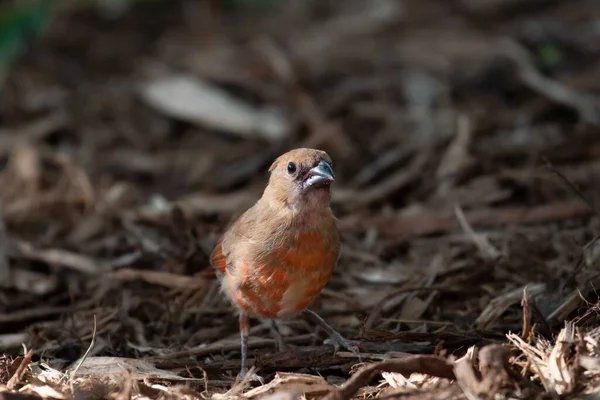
[238,369,264,385]
[325,337,362,362]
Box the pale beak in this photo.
[304,160,335,189]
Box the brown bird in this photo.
[210,148,359,378]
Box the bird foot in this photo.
[238,368,264,385]
[269,321,289,352]
[302,309,362,362]
[324,336,362,362]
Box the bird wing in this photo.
[210,202,281,278]
[210,234,228,276]
[210,206,258,277]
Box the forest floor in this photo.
[1,0,600,399]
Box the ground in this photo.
[1,0,600,399]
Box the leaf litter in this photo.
[2,0,600,399]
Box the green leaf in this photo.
[537,43,561,69]
[0,0,53,83]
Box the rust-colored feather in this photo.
[209,149,360,379]
[209,235,228,277]
[210,148,340,319]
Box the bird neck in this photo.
[261,188,333,228]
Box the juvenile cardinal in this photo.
[210,148,359,378]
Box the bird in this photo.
[210,148,360,379]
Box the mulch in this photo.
[1,0,600,398]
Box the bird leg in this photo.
[302,309,361,361]
[239,312,250,379]
[237,314,264,384]
[269,320,288,352]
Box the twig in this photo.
[547,272,600,324]
[0,112,69,157]
[154,342,438,374]
[113,366,134,400]
[333,152,429,208]
[474,283,546,330]
[324,356,455,400]
[352,144,411,187]
[436,114,474,195]
[380,318,454,326]
[0,306,74,325]
[454,358,482,400]
[364,286,441,330]
[130,190,255,221]
[521,287,532,343]
[543,157,600,218]
[498,38,600,125]
[11,240,100,275]
[6,346,34,390]
[454,345,514,399]
[109,268,207,290]
[454,204,500,260]
[0,211,10,288]
[340,201,592,240]
[156,334,314,360]
[0,333,27,351]
[70,315,97,384]
[543,158,600,290]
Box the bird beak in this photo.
[305,160,335,189]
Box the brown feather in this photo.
[209,235,228,276]
[211,148,340,319]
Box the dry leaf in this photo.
[243,372,331,399]
[140,75,289,141]
[67,357,201,383]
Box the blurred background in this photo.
[1,0,600,398]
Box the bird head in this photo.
[263,148,334,211]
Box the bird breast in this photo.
[225,228,339,319]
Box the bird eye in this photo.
[287,162,297,174]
